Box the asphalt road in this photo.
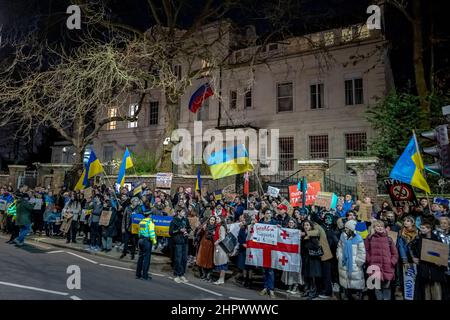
[0,237,272,300]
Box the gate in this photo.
[323,174,357,197]
[17,170,38,189]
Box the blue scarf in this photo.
[340,232,363,275]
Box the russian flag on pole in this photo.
[245,224,301,272]
[188,83,214,113]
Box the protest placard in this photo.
[384,179,419,208]
[420,238,449,266]
[156,172,173,191]
[388,230,398,244]
[267,186,280,198]
[214,190,223,201]
[314,192,338,210]
[222,184,236,195]
[83,187,93,199]
[252,223,278,245]
[152,215,173,237]
[99,210,112,226]
[359,203,373,222]
[289,182,321,207]
[403,264,416,300]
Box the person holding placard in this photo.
[397,215,419,299]
[409,221,447,300]
[281,218,303,295]
[258,210,277,298]
[433,216,450,300]
[62,192,81,244]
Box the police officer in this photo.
[136,211,157,280]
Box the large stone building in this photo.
[52,22,393,187]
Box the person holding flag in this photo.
[206,144,254,180]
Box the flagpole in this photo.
[413,130,433,212]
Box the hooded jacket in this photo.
[365,231,398,281]
[337,232,366,289]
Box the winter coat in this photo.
[122,206,134,233]
[196,227,215,269]
[433,228,450,275]
[337,232,366,289]
[91,199,103,223]
[63,201,82,221]
[306,223,333,261]
[102,206,117,238]
[214,225,229,266]
[169,215,191,245]
[364,232,398,281]
[409,234,447,282]
[15,198,34,226]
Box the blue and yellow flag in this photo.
[207,144,254,180]
[117,148,134,187]
[83,150,104,186]
[389,134,431,194]
[74,169,87,191]
[195,166,202,191]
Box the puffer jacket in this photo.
[433,228,450,275]
[337,233,366,289]
[364,231,398,281]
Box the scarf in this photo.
[206,222,216,239]
[214,223,221,242]
[400,227,418,244]
[340,232,363,276]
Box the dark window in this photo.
[230,90,237,109]
[244,90,252,109]
[277,82,293,112]
[310,83,324,109]
[149,101,159,125]
[103,146,114,162]
[309,135,329,159]
[345,78,363,105]
[279,137,294,171]
[345,133,367,157]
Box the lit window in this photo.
[277,82,293,112]
[107,108,118,130]
[128,104,138,128]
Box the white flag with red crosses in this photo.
[245,224,301,272]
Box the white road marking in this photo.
[47,250,65,254]
[70,295,82,300]
[182,282,223,297]
[0,281,69,296]
[65,252,98,264]
[150,272,165,277]
[229,296,248,300]
[99,264,133,271]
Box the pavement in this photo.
[0,232,316,300]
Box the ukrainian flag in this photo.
[195,166,202,191]
[74,169,87,191]
[207,144,254,180]
[355,221,369,239]
[389,134,431,194]
[83,150,104,186]
[116,148,134,187]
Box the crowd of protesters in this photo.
[1,183,449,301]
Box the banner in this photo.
[99,210,112,226]
[314,192,338,210]
[403,264,417,300]
[384,179,419,208]
[156,172,173,191]
[359,203,372,222]
[131,212,145,235]
[246,225,301,272]
[433,197,450,207]
[252,223,278,245]
[151,215,173,237]
[420,238,449,266]
[214,190,223,201]
[288,182,321,207]
[267,186,280,198]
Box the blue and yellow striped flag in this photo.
[195,166,202,191]
[207,144,254,180]
[117,148,134,187]
[74,169,87,191]
[389,134,431,194]
[83,150,104,186]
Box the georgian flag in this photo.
[245,226,301,272]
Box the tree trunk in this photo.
[157,93,179,173]
[412,0,430,127]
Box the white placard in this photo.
[267,186,280,198]
[253,223,278,245]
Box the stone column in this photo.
[347,158,379,201]
[297,160,329,187]
[8,165,27,190]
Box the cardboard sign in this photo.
[288,182,321,207]
[267,186,280,198]
[222,184,236,195]
[387,230,398,245]
[214,190,223,201]
[403,264,416,300]
[384,179,419,208]
[99,210,112,226]
[243,210,258,219]
[359,203,372,222]
[156,173,173,190]
[83,187,93,199]
[420,238,449,266]
[152,215,172,237]
[253,223,278,245]
[314,192,338,210]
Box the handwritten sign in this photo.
[214,190,223,201]
[387,230,398,245]
[156,172,173,190]
[384,179,418,208]
[420,238,449,266]
[222,184,236,195]
[359,203,372,222]
[152,215,173,237]
[83,187,93,199]
[253,223,278,245]
[99,210,112,226]
[0,200,7,211]
[289,182,321,207]
[403,264,416,300]
[267,186,280,198]
[314,192,338,210]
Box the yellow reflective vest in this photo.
[139,217,157,245]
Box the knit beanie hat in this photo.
[345,220,357,232]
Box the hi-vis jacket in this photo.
[139,217,157,245]
[7,201,17,221]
